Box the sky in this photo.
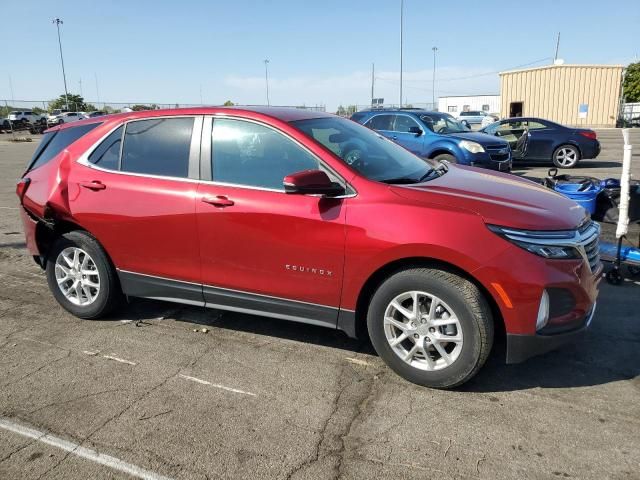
[2,0,639,111]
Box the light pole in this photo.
[52,18,69,110]
[264,59,270,106]
[432,46,438,109]
[399,0,403,107]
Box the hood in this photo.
[391,165,588,231]
[443,131,507,145]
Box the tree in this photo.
[131,104,153,111]
[623,62,640,102]
[336,105,346,116]
[48,93,87,112]
[223,100,234,106]
[346,105,358,116]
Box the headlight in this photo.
[459,140,485,154]
[487,225,582,259]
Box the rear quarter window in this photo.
[27,123,101,172]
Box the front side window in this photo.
[88,126,123,170]
[121,117,194,178]
[211,118,319,190]
[392,115,420,133]
[365,114,394,131]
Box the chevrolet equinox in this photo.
[17,107,601,388]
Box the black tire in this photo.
[433,153,457,164]
[46,231,122,319]
[552,144,580,169]
[367,268,493,389]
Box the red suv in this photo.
[17,108,601,388]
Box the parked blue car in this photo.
[351,109,512,171]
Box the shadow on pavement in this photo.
[106,279,639,393]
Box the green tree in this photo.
[48,93,87,112]
[623,62,640,102]
[223,100,234,106]
[336,105,346,116]
[346,105,357,116]
[131,104,152,111]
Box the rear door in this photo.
[70,116,203,302]
[195,116,347,326]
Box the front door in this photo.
[195,117,347,327]
[69,116,203,302]
[390,114,426,155]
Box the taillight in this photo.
[16,178,31,204]
[579,131,597,140]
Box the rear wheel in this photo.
[46,231,122,319]
[367,268,493,389]
[553,145,580,168]
[433,153,457,164]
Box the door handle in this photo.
[79,181,106,191]
[202,195,234,207]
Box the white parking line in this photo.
[0,416,174,480]
[0,206,19,210]
[178,374,256,396]
[102,354,137,366]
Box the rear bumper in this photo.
[19,207,40,256]
[582,140,600,159]
[506,303,596,363]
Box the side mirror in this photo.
[284,169,345,197]
[408,126,423,136]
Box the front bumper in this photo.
[506,303,596,363]
[468,151,512,172]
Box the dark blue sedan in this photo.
[479,117,600,169]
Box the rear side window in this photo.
[28,123,100,172]
[365,114,394,131]
[88,126,123,170]
[121,118,194,178]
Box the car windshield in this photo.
[291,116,437,183]
[420,113,468,134]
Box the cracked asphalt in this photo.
[1,137,639,480]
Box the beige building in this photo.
[499,64,624,127]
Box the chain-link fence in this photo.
[336,102,437,117]
[1,99,326,117]
[619,102,640,127]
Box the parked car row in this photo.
[350,109,600,170]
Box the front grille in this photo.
[577,221,600,272]
[485,144,511,162]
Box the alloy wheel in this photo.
[555,147,578,167]
[383,290,463,371]
[54,247,101,306]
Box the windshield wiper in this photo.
[381,167,442,184]
[380,177,422,184]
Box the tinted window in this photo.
[88,126,123,170]
[28,123,100,171]
[211,118,319,190]
[121,118,194,178]
[365,114,393,131]
[393,115,420,133]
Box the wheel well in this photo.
[353,257,505,342]
[35,219,109,269]
[554,142,582,159]
[428,149,454,159]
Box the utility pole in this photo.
[371,63,375,106]
[78,77,83,97]
[52,18,69,110]
[554,32,561,62]
[432,46,438,109]
[264,59,270,106]
[399,0,403,107]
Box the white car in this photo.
[47,111,86,126]
[8,110,47,126]
[458,111,497,129]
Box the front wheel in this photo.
[552,145,580,168]
[46,231,122,319]
[367,268,493,389]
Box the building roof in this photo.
[499,63,625,76]
[438,94,499,98]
